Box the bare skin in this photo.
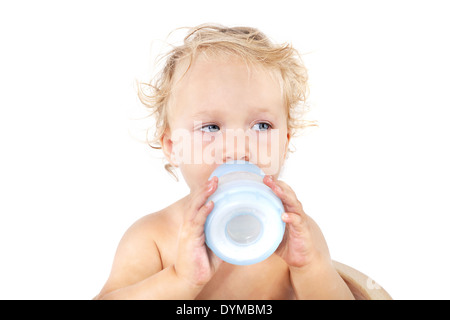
[95,55,354,300]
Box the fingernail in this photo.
[210,176,218,184]
[207,179,216,192]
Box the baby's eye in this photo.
[200,124,220,133]
[252,122,272,131]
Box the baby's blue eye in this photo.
[200,124,220,132]
[252,122,272,131]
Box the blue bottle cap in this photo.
[209,160,265,179]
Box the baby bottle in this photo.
[204,160,285,265]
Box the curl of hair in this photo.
[138,23,316,180]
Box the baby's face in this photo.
[163,54,290,190]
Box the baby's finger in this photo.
[282,212,303,231]
[192,200,214,230]
[193,176,219,210]
[183,176,217,223]
[263,176,303,214]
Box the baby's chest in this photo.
[195,259,295,300]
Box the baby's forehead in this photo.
[171,52,284,102]
[174,51,281,84]
[167,62,286,124]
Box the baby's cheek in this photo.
[201,134,223,163]
[251,131,281,175]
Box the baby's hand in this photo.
[174,176,222,288]
[263,176,332,271]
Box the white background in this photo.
[1,0,449,300]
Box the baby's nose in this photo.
[223,129,250,163]
[225,153,249,162]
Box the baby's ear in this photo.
[161,129,179,168]
[283,130,292,160]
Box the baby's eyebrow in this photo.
[187,107,280,120]
[190,109,225,119]
[251,107,279,117]
[247,108,281,123]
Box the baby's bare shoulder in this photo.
[97,206,179,297]
[124,205,180,245]
[125,197,185,249]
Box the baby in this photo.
[95,24,354,300]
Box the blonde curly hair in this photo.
[138,23,315,180]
